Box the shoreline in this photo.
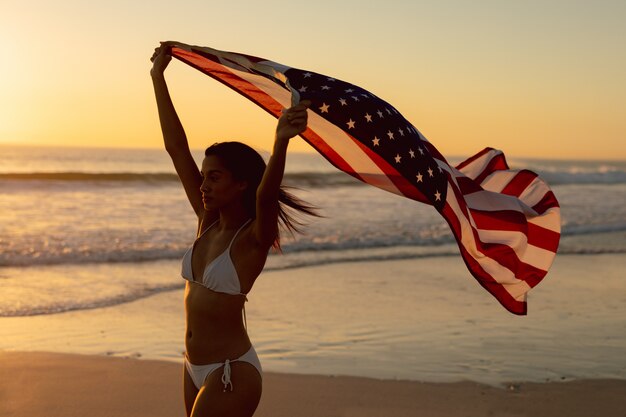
[1,253,625,386]
[1,351,625,417]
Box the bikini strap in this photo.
[197,219,219,238]
[227,218,252,250]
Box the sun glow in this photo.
[1,1,625,159]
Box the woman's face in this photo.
[200,155,247,210]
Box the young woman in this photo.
[151,42,316,416]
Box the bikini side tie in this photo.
[221,359,234,392]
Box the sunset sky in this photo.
[1,0,625,159]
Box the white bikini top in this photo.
[181,218,251,296]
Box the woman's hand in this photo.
[150,42,173,77]
[150,41,191,77]
[275,100,311,142]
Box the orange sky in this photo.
[1,0,625,159]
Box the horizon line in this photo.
[1,141,625,162]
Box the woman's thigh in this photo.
[190,361,262,417]
[183,364,200,417]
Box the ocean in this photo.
[1,143,625,385]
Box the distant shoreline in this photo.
[3,142,625,162]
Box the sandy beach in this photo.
[1,253,626,416]
[3,253,626,385]
[0,247,626,417]
[1,351,624,417]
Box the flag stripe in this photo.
[527,222,560,252]
[441,200,528,314]
[474,153,510,185]
[481,170,519,193]
[473,229,554,275]
[532,191,561,215]
[172,48,287,118]
[455,147,494,171]
[470,209,560,252]
[456,176,486,195]
[528,207,561,233]
[447,182,550,285]
[501,170,539,197]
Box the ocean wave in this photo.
[561,223,626,236]
[0,172,180,182]
[2,166,625,186]
[0,282,183,317]
[0,247,188,268]
[0,171,363,188]
[537,169,626,185]
[1,234,624,269]
[2,242,625,317]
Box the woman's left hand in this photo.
[276,100,311,142]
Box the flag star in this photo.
[372,136,380,146]
[416,172,423,182]
[435,190,441,201]
[395,154,402,163]
[387,130,395,140]
[345,88,354,93]
[321,85,331,90]
[418,147,425,155]
[398,128,404,136]
[303,72,312,78]
[339,98,347,106]
[327,77,336,81]
[364,113,373,122]
[377,110,384,118]
[298,85,307,92]
[361,93,368,98]
[351,96,360,102]
[319,103,330,113]
[428,167,434,177]
[409,149,415,158]
[347,119,356,129]
[386,108,392,115]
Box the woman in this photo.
[150,42,316,416]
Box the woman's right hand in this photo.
[150,42,173,77]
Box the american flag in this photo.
[170,44,561,315]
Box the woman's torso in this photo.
[182,217,266,363]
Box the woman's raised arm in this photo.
[253,100,311,248]
[150,43,204,217]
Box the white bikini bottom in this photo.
[184,345,262,391]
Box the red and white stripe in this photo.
[445,148,561,314]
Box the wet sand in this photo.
[2,254,626,386]
[1,351,624,417]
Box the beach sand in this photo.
[2,253,626,385]
[1,351,624,417]
[2,254,626,415]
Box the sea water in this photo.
[1,144,625,384]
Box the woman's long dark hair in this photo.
[205,141,319,249]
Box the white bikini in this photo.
[181,218,262,391]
